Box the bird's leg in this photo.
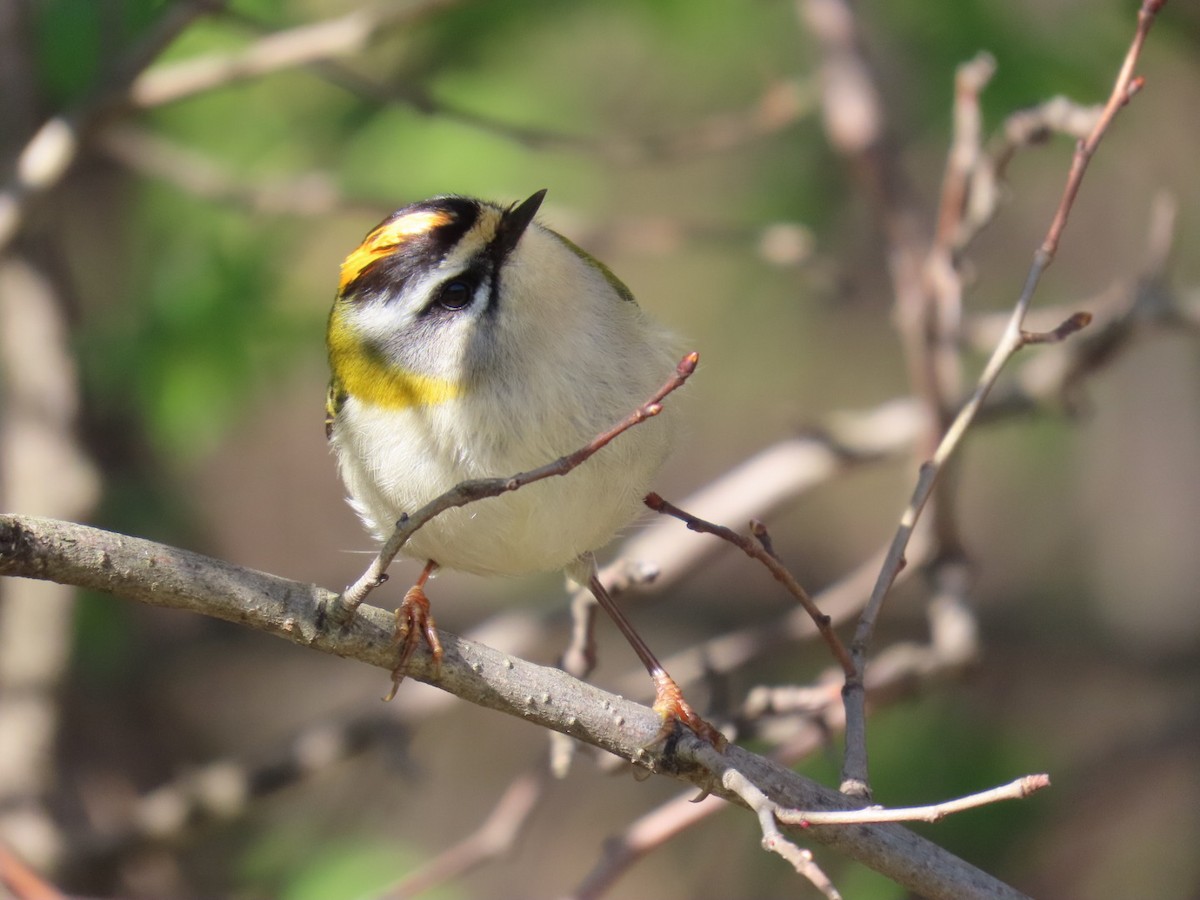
[386,560,443,701]
[587,572,726,750]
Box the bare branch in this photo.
[0,839,65,900]
[720,763,842,899]
[296,59,816,164]
[0,513,1030,900]
[128,0,461,109]
[575,557,985,898]
[0,257,101,868]
[779,775,1050,826]
[98,124,373,218]
[643,492,855,678]
[376,769,548,900]
[839,0,1168,799]
[0,0,216,252]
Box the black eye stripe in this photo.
[410,267,487,319]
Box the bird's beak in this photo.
[494,189,547,261]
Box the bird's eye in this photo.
[436,279,473,311]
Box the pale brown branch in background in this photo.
[991,97,1104,179]
[0,260,102,868]
[837,0,1166,799]
[933,53,996,257]
[127,0,460,108]
[65,716,407,865]
[797,0,935,449]
[376,769,548,900]
[0,0,218,252]
[97,125,376,218]
[570,792,727,900]
[919,49,994,454]
[0,841,65,900]
[274,47,817,164]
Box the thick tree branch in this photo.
[0,513,1028,900]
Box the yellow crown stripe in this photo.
[338,210,452,292]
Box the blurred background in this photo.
[2,1,1199,897]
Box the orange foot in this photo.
[650,670,727,751]
[384,581,443,701]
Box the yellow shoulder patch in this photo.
[327,312,461,411]
[339,210,452,293]
[336,354,462,411]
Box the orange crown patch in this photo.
[338,210,452,293]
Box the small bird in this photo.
[326,189,719,745]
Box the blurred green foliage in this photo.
[241,830,459,900]
[31,0,167,104]
[33,0,1154,468]
[14,1,1197,897]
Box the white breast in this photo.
[330,390,672,576]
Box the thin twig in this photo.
[575,563,988,899]
[839,0,1168,798]
[330,352,699,623]
[375,769,548,900]
[717,762,843,900]
[779,775,1050,826]
[642,492,855,678]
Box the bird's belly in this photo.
[331,399,668,577]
